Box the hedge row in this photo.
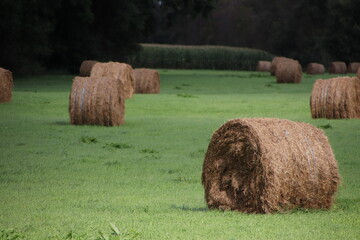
[129,44,274,70]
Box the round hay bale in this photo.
[270,57,289,76]
[347,62,360,73]
[202,118,340,214]
[275,59,302,83]
[90,62,135,99]
[310,77,360,119]
[0,67,13,103]
[134,68,160,94]
[79,60,98,77]
[329,61,347,74]
[306,63,325,75]
[69,76,125,126]
[256,61,271,72]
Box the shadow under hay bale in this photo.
[69,77,125,126]
[0,67,13,103]
[90,62,135,99]
[256,61,271,72]
[79,60,98,77]
[329,61,347,74]
[306,63,325,75]
[348,62,360,73]
[310,77,360,119]
[202,118,340,214]
[270,57,290,76]
[134,68,160,94]
[275,59,302,83]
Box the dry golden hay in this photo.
[329,61,347,74]
[69,76,125,126]
[275,59,302,83]
[256,61,272,72]
[270,57,290,76]
[134,68,160,94]
[79,60,98,77]
[0,67,13,103]
[310,77,360,119]
[306,63,325,75]
[202,118,340,214]
[90,61,135,99]
[347,62,360,73]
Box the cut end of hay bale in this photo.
[329,61,347,74]
[202,118,340,214]
[306,63,325,75]
[348,62,360,73]
[275,59,302,83]
[69,76,125,126]
[256,61,271,72]
[0,67,13,103]
[79,60,98,77]
[310,77,360,119]
[134,68,160,94]
[90,62,135,99]
[270,57,289,76]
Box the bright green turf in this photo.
[0,70,359,240]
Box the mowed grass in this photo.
[0,70,359,240]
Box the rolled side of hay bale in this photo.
[91,62,135,99]
[275,59,302,83]
[202,118,340,214]
[310,77,360,119]
[306,63,325,75]
[69,76,125,126]
[270,57,289,76]
[79,60,98,77]
[0,67,13,103]
[134,68,160,94]
[347,62,360,73]
[329,61,347,74]
[256,61,272,72]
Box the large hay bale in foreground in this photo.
[91,62,135,99]
[202,118,340,214]
[134,68,160,94]
[0,67,13,103]
[69,77,125,126]
[329,61,347,74]
[306,63,325,75]
[79,60,98,77]
[270,57,289,76]
[256,61,271,72]
[310,77,360,119]
[347,62,360,73]
[275,59,302,83]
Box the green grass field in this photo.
[0,70,359,240]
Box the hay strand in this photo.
[202,118,340,214]
[275,59,302,83]
[134,68,160,94]
[329,62,347,74]
[256,61,271,72]
[347,62,360,73]
[79,60,98,77]
[0,67,13,103]
[306,63,325,75]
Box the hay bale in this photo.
[306,63,325,75]
[0,67,13,103]
[79,60,98,77]
[275,59,302,83]
[202,118,340,214]
[310,77,360,119]
[134,68,160,94]
[69,76,125,126]
[90,62,135,99]
[347,62,360,73]
[256,61,271,72]
[270,57,289,76]
[329,61,347,74]
[357,67,360,78]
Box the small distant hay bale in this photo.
[0,67,13,103]
[275,59,302,83]
[310,77,360,119]
[134,68,160,94]
[256,61,271,72]
[306,63,325,75]
[347,62,360,73]
[202,118,340,214]
[270,57,290,76]
[329,61,347,74]
[91,62,135,99]
[79,60,98,77]
[69,76,125,126]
